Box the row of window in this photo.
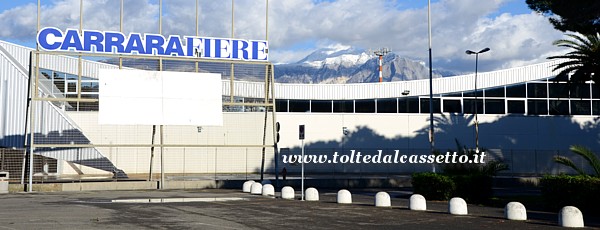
[275,98,600,116]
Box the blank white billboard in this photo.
[98,69,223,126]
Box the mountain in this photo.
[274,46,451,84]
[99,45,456,84]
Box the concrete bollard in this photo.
[448,197,468,215]
[262,184,275,197]
[504,202,527,221]
[305,187,319,201]
[250,183,263,195]
[409,194,427,211]
[375,192,391,207]
[337,189,352,204]
[242,180,255,193]
[559,206,584,228]
[281,186,295,200]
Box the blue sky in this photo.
[0,0,566,73]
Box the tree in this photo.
[547,33,600,84]
[526,0,600,34]
[554,145,600,177]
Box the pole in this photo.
[428,0,434,155]
[301,139,304,201]
[474,53,479,153]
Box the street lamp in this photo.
[465,47,490,153]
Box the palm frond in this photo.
[553,155,586,175]
[569,145,600,177]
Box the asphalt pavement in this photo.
[0,188,597,229]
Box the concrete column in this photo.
[262,184,275,197]
[504,202,527,221]
[375,192,391,207]
[305,187,319,201]
[448,197,468,215]
[242,180,255,193]
[559,206,584,228]
[337,189,352,204]
[409,194,426,211]
[250,183,263,195]
[281,186,295,200]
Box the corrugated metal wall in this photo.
[0,41,119,174]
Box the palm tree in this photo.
[554,145,600,177]
[548,33,600,84]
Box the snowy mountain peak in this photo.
[298,45,373,68]
[297,44,369,64]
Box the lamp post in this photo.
[465,47,490,153]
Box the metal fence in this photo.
[2,147,598,184]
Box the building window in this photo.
[485,87,505,97]
[570,84,590,99]
[399,98,419,113]
[571,100,591,115]
[549,100,569,115]
[289,100,310,112]
[507,100,525,114]
[311,100,332,113]
[275,100,288,112]
[593,101,600,115]
[443,99,461,113]
[548,83,569,98]
[527,99,548,115]
[420,98,441,113]
[333,100,354,113]
[527,83,548,98]
[506,84,526,98]
[355,99,375,113]
[377,98,397,113]
[485,99,505,114]
[463,99,483,114]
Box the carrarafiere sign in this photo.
[36,27,269,61]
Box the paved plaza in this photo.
[0,188,598,229]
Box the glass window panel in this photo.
[376,98,397,113]
[355,99,375,113]
[592,86,600,99]
[571,100,591,115]
[399,98,419,113]
[506,84,526,98]
[507,100,525,114]
[289,100,310,112]
[593,101,600,115]
[570,84,591,99]
[275,100,288,112]
[311,100,332,113]
[548,83,569,98]
[463,99,483,114]
[527,83,547,98]
[333,100,354,113]
[527,99,548,115]
[549,100,569,115]
[484,99,505,114]
[420,98,441,113]
[485,87,505,97]
[443,99,461,113]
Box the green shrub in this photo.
[411,172,456,201]
[541,175,600,214]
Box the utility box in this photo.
[0,172,9,194]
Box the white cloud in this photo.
[0,0,569,73]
